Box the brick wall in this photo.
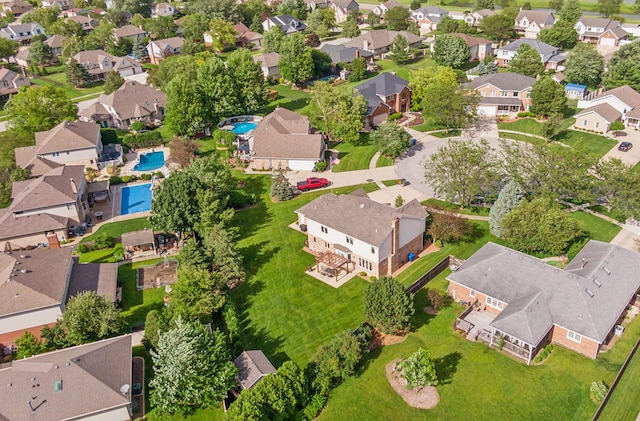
[0,323,55,353]
[388,233,423,275]
[550,325,599,359]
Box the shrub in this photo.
[122,130,163,148]
[359,271,367,277]
[224,302,242,355]
[154,171,164,178]
[517,111,536,118]
[370,276,377,282]
[388,112,402,121]
[76,243,89,253]
[121,176,131,183]
[109,176,122,185]
[112,243,124,261]
[141,173,152,180]
[427,288,445,311]
[302,394,327,420]
[130,121,145,132]
[315,161,327,172]
[533,344,554,363]
[213,129,237,145]
[100,128,119,144]
[92,233,114,250]
[397,348,438,389]
[590,381,608,403]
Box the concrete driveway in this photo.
[601,131,640,166]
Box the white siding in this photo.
[303,218,384,263]
[586,97,631,114]
[0,306,63,334]
[398,217,425,247]
[17,203,79,218]
[40,147,98,165]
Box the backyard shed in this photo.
[233,350,276,390]
[121,229,156,256]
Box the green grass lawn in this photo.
[498,118,543,136]
[230,177,380,365]
[381,179,399,187]
[331,137,378,173]
[430,129,462,138]
[598,343,640,420]
[32,71,105,99]
[590,205,628,223]
[422,198,490,216]
[555,130,617,159]
[261,84,311,115]
[81,217,152,244]
[78,247,117,263]
[499,131,543,143]
[570,211,621,243]
[376,154,394,168]
[120,258,167,326]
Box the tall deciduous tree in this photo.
[28,39,53,69]
[66,57,91,87]
[564,43,604,87]
[6,85,78,135]
[279,32,314,84]
[164,74,207,136]
[370,120,412,158]
[364,276,414,334]
[433,34,471,68]
[530,76,567,118]
[144,16,177,40]
[0,37,17,61]
[62,291,126,345]
[502,197,583,255]
[389,34,410,64]
[384,6,411,30]
[347,57,367,82]
[597,0,622,17]
[427,211,472,243]
[309,80,366,142]
[149,318,237,416]
[263,26,286,52]
[366,10,380,29]
[278,0,308,19]
[227,48,269,114]
[559,0,582,23]
[479,14,515,40]
[438,16,476,34]
[149,170,206,236]
[171,265,225,323]
[180,13,210,42]
[14,331,47,359]
[489,180,524,238]
[423,139,498,208]
[144,309,170,348]
[342,16,361,38]
[103,70,125,94]
[509,43,544,78]
[208,18,237,52]
[187,0,243,22]
[538,20,578,49]
[603,42,640,91]
[593,158,640,220]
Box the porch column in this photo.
[527,346,533,365]
[489,328,494,347]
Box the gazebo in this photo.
[315,251,351,281]
[121,229,156,258]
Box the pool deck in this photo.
[120,146,171,177]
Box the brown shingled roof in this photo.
[575,103,621,124]
[234,350,276,390]
[67,258,118,303]
[9,165,85,213]
[95,81,166,121]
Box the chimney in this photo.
[47,231,60,249]
[391,217,400,255]
[363,39,369,51]
[581,258,586,269]
[355,49,360,58]
[70,178,78,194]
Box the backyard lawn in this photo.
[331,135,378,172]
[376,154,394,167]
[32,70,105,99]
[260,84,311,115]
[81,217,152,244]
[422,198,490,217]
[570,211,621,243]
[119,258,166,326]
[497,118,543,136]
[555,130,617,159]
[598,342,640,420]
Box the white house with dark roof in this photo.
[73,49,143,81]
[466,73,536,116]
[373,0,406,16]
[296,189,428,278]
[464,9,496,28]
[262,15,307,34]
[248,107,326,171]
[450,241,640,362]
[574,17,628,46]
[0,335,131,419]
[15,121,102,175]
[576,85,640,131]
[514,10,555,39]
[496,38,565,71]
[147,36,184,64]
[79,81,166,130]
[354,72,411,129]
[411,6,448,32]
[0,22,44,44]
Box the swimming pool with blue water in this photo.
[134,151,165,171]
[230,122,258,135]
[120,183,152,215]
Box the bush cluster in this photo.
[533,344,554,363]
[388,112,403,121]
[213,129,237,145]
[517,111,536,118]
[123,131,163,148]
[77,233,115,253]
[590,381,608,402]
[100,128,119,144]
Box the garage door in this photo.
[600,37,615,46]
[372,113,388,126]
[478,106,496,117]
[119,69,134,77]
[289,160,315,171]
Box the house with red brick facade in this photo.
[295,189,428,279]
[449,241,640,363]
[574,17,628,46]
[354,72,411,129]
[466,73,535,117]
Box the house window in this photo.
[490,91,495,97]
[513,92,518,97]
[371,246,375,254]
[53,152,59,157]
[595,122,600,129]
[486,296,504,310]
[401,92,407,99]
[501,91,507,97]
[321,225,328,233]
[526,91,531,98]
[479,91,484,97]
[358,257,372,271]
[346,236,354,245]
[583,119,588,126]
[324,242,329,248]
[567,330,582,343]
[386,95,394,102]
[470,289,475,298]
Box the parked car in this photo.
[296,177,329,192]
[618,142,633,152]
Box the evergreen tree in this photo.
[364,276,414,334]
[489,180,524,238]
[270,170,294,201]
[342,16,361,38]
[530,76,567,118]
[132,37,148,60]
[389,34,410,64]
[103,70,125,94]
[66,57,91,87]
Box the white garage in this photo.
[599,37,616,46]
[288,160,316,171]
[477,105,497,117]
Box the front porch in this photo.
[456,306,536,364]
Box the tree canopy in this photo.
[509,43,544,78]
[603,42,640,91]
[489,180,525,238]
[370,120,412,159]
[103,70,125,94]
[564,42,604,87]
[6,85,78,135]
[530,76,567,118]
[538,20,578,50]
[62,291,126,345]
[364,276,414,334]
[479,14,515,40]
[389,34,410,64]
[433,34,471,68]
[385,6,411,30]
[398,348,438,389]
[309,81,366,143]
[278,32,314,84]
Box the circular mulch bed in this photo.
[385,360,440,409]
[369,331,408,350]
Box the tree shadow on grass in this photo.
[241,324,290,366]
[355,343,384,378]
[434,351,462,385]
[410,289,438,332]
[461,222,487,244]
[237,242,281,279]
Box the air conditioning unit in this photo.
[614,325,624,336]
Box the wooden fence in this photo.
[406,255,459,294]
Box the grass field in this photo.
[331,137,378,172]
[81,217,152,244]
[422,198,490,216]
[261,84,311,115]
[498,118,543,136]
[376,154,394,167]
[119,258,166,326]
[499,131,543,143]
[571,211,621,243]
[598,342,640,420]
[32,71,105,99]
[78,247,117,263]
[556,130,617,159]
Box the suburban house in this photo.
[344,29,422,56]
[253,52,281,80]
[0,335,131,420]
[233,22,263,49]
[0,165,89,251]
[0,22,44,44]
[354,72,411,129]
[79,81,166,130]
[45,34,64,60]
[448,33,493,61]
[410,6,448,32]
[464,9,496,28]
[1,0,32,16]
[262,15,307,34]
[330,0,359,23]
[0,67,29,100]
[466,72,536,117]
[153,2,176,17]
[450,241,640,362]
[15,121,102,176]
[233,350,277,390]
[305,0,329,9]
[113,24,146,43]
[247,107,326,170]
[496,38,565,71]
[66,15,98,31]
[565,83,588,100]
[73,50,143,81]
[574,17,628,46]
[295,189,428,278]
[319,43,374,67]
[41,0,70,9]
[514,10,555,39]
[575,85,640,131]
[14,35,65,67]
[147,36,184,64]
[373,0,407,16]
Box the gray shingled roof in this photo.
[344,30,422,51]
[514,10,555,27]
[498,38,558,62]
[296,190,427,246]
[319,44,373,64]
[448,241,640,345]
[67,258,118,303]
[94,81,166,122]
[252,52,280,69]
[9,165,85,213]
[466,72,536,91]
[233,350,276,390]
[0,335,131,421]
[0,211,68,241]
[575,103,621,123]
[354,72,409,114]
[121,229,155,249]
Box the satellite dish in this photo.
[120,384,130,394]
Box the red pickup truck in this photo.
[296,177,329,192]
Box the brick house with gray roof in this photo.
[449,241,640,363]
[296,189,428,278]
[354,72,411,129]
[466,73,536,117]
[0,335,132,420]
[344,29,422,56]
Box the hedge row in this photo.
[123,131,164,148]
